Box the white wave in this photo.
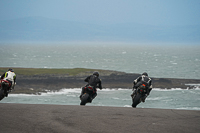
[112,97,120,100]
[9,88,81,97]
[40,88,81,96]
[185,83,200,86]
[101,88,130,91]
[66,95,77,97]
[9,94,38,97]
[152,88,196,91]
[176,107,200,110]
[124,105,132,107]
[8,87,200,98]
[122,98,130,101]
[172,62,178,65]
[147,97,166,100]
[118,88,130,91]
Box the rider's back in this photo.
[88,75,100,87]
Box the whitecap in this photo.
[185,83,200,86]
[9,94,38,97]
[152,88,185,91]
[122,98,130,101]
[172,62,177,65]
[100,88,118,91]
[13,54,17,57]
[112,97,120,100]
[176,107,200,110]
[147,97,166,100]
[66,95,77,97]
[124,105,132,107]
[100,88,130,91]
[41,88,81,95]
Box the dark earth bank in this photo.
[13,71,200,94]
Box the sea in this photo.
[0,43,200,110]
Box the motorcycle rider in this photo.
[0,68,16,97]
[80,71,102,102]
[131,72,152,102]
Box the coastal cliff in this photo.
[8,68,200,94]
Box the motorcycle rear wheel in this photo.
[80,93,89,105]
[132,93,141,108]
[0,89,5,101]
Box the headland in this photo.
[0,68,199,94]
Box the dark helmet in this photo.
[142,72,148,76]
[8,68,14,72]
[93,71,99,77]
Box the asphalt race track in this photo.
[0,103,199,133]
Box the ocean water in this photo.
[0,43,200,110]
[0,43,200,79]
[1,88,200,110]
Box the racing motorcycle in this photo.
[80,86,96,105]
[131,83,149,108]
[0,79,12,101]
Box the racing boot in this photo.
[4,90,8,97]
[5,92,8,97]
[89,93,97,103]
[88,97,92,103]
[79,87,85,99]
[131,88,136,98]
[141,94,148,102]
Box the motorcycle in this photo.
[0,79,12,101]
[131,83,149,108]
[80,86,96,105]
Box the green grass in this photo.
[0,68,103,76]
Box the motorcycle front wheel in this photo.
[132,93,141,108]
[80,93,89,105]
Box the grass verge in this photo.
[0,67,103,76]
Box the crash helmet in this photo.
[142,72,148,76]
[8,68,14,72]
[93,71,99,77]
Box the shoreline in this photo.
[0,103,199,133]
[15,74,200,94]
[0,68,199,94]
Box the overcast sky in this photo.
[1,0,200,26]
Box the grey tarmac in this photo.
[0,103,199,133]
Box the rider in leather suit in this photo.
[80,71,102,102]
[1,68,16,97]
[131,72,152,102]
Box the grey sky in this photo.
[0,0,200,44]
[1,0,199,25]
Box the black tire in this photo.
[132,93,141,108]
[0,89,5,101]
[80,93,89,105]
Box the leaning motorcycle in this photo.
[0,79,11,101]
[80,86,96,105]
[131,83,148,108]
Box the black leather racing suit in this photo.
[80,75,102,99]
[133,75,152,95]
[132,75,152,102]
